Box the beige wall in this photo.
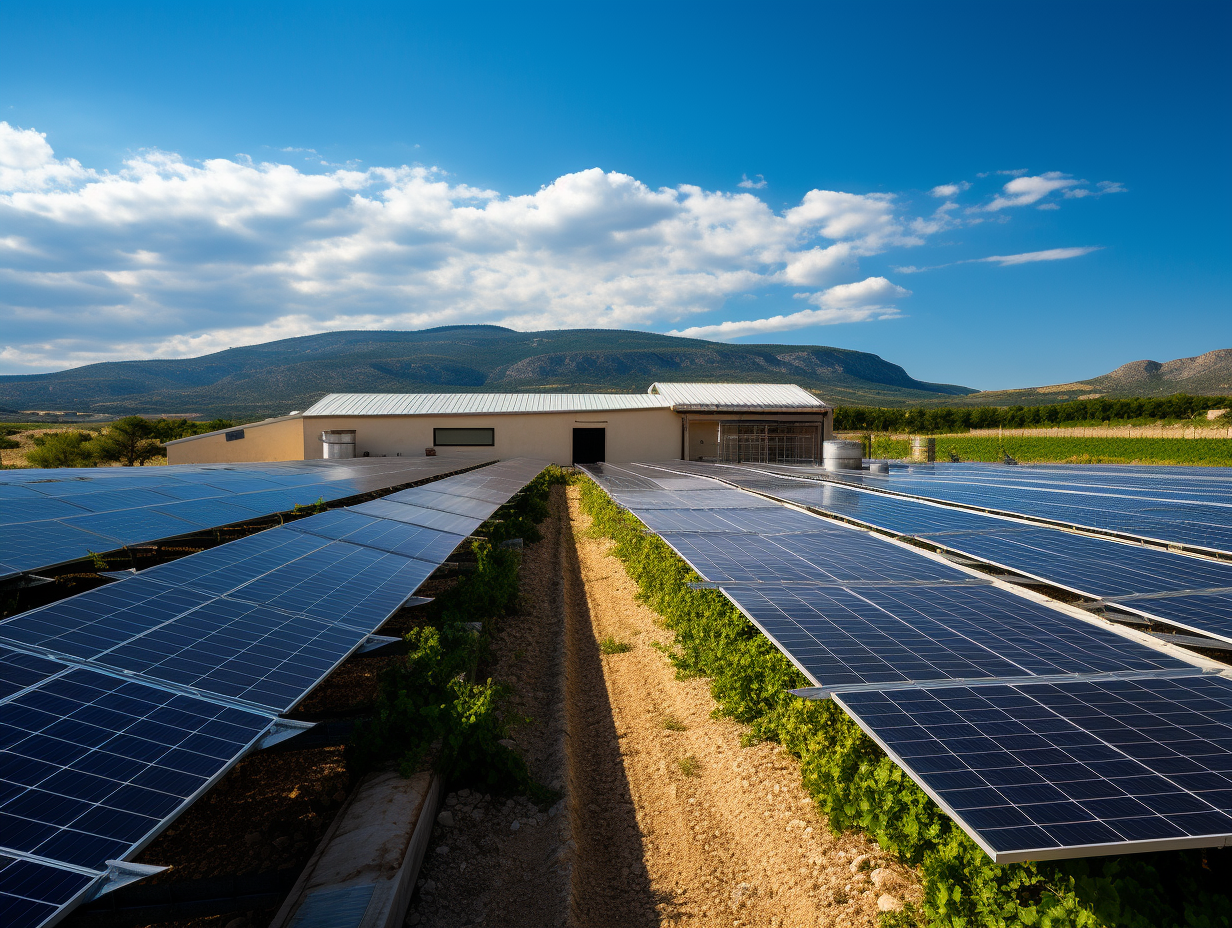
[686,421,719,461]
[166,417,306,464]
[298,408,683,464]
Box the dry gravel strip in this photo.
[565,485,921,928]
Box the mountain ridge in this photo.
[0,326,974,419]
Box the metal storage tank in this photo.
[912,437,936,462]
[823,439,862,471]
[321,429,356,459]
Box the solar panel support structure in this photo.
[88,861,169,901]
[255,719,317,750]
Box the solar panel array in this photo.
[776,460,1232,556]
[584,461,1232,862]
[658,463,1232,647]
[0,455,496,581]
[0,457,545,926]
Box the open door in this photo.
[572,428,605,464]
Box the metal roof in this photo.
[648,382,828,411]
[302,392,673,417]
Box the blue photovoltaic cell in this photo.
[57,488,179,514]
[350,499,480,536]
[0,855,95,928]
[284,510,465,563]
[606,490,779,511]
[633,506,826,535]
[0,499,88,524]
[0,578,214,660]
[0,667,270,869]
[724,583,1187,688]
[0,522,123,577]
[140,482,230,502]
[219,542,436,632]
[92,598,365,711]
[67,509,199,546]
[0,648,63,701]
[137,530,334,598]
[149,498,272,529]
[1128,595,1232,645]
[384,488,502,519]
[837,675,1232,861]
[658,531,969,584]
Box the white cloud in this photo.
[1065,180,1126,199]
[982,172,1081,211]
[737,173,767,189]
[976,246,1101,266]
[0,125,950,370]
[929,181,970,198]
[669,276,909,340]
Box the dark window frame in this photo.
[225,429,246,442]
[433,427,495,447]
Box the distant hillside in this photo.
[950,349,1232,408]
[0,327,974,419]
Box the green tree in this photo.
[94,416,163,466]
[26,431,98,468]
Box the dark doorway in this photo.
[572,428,606,464]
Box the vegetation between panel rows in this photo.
[346,466,568,801]
[575,475,1231,928]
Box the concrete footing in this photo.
[268,769,441,928]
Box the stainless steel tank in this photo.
[911,437,936,463]
[823,439,863,471]
[321,429,356,459]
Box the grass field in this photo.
[869,434,1232,466]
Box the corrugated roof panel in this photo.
[302,393,673,417]
[648,382,827,410]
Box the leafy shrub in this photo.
[26,431,98,468]
[576,476,1231,928]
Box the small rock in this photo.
[498,738,517,750]
[871,867,891,888]
[332,790,347,804]
[424,880,436,892]
[272,836,290,849]
[510,820,521,832]
[850,854,870,873]
[458,788,471,798]
[548,800,565,818]
[224,918,248,928]
[878,894,902,912]
[435,845,450,855]
[437,811,455,828]
[243,832,261,847]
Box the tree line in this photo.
[19,417,235,468]
[834,394,1232,434]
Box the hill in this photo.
[0,327,974,419]
[950,349,1232,407]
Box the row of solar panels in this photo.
[791,460,1232,557]
[0,455,498,581]
[0,458,545,928]
[583,462,1232,864]
[660,463,1232,647]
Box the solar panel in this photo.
[137,530,334,598]
[606,490,779,510]
[0,522,124,578]
[836,674,1232,861]
[0,499,89,524]
[384,488,503,519]
[724,583,1188,689]
[633,506,827,535]
[283,510,466,563]
[658,531,970,584]
[0,666,270,868]
[0,855,96,928]
[349,499,481,536]
[65,509,200,546]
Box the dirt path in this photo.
[564,485,921,928]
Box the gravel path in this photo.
[564,485,921,928]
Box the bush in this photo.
[576,476,1231,927]
[26,431,98,468]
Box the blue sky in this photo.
[0,1,1228,391]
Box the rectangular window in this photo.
[433,427,494,446]
[225,429,245,442]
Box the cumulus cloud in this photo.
[0,122,947,370]
[737,173,767,189]
[982,172,1081,211]
[929,181,970,198]
[668,276,909,340]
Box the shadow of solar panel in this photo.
[0,855,96,928]
[725,583,1188,689]
[92,598,365,711]
[284,511,465,563]
[837,675,1232,861]
[0,578,214,661]
[658,531,968,584]
[0,667,269,869]
[349,499,480,535]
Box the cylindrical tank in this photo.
[823,439,863,471]
[321,430,356,459]
[869,461,889,475]
[911,437,936,463]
